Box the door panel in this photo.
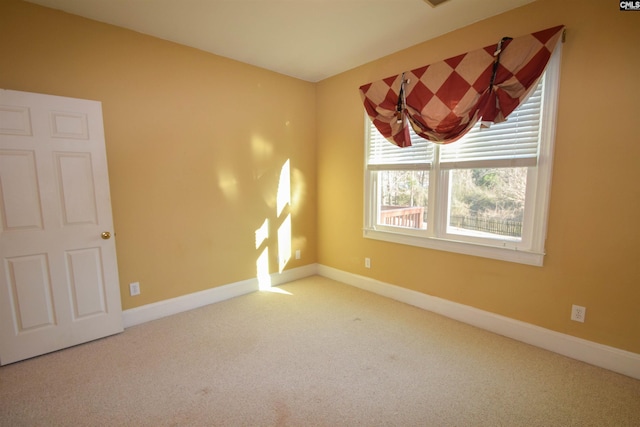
[56,152,98,225]
[0,105,32,136]
[0,89,123,365]
[6,254,55,331]
[0,150,43,230]
[66,247,107,318]
[50,111,88,139]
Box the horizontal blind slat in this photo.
[440,157,536,170]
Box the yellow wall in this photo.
[1,0,638,355]
[0,0,318,309]
[317,0,640,354]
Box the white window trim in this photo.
[363,45,562,267]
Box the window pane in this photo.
[448,168,527,240]
[377,170,429,229]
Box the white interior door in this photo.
[0,89,123,365]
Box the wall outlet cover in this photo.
[571,304,586,323]
[129,282,141,296]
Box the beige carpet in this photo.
[1,275,639,426]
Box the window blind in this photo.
[367,125,434,170]
[439,77,544,169]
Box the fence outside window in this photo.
[449,215,522,238]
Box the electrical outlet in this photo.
[571,304,586,323]
[365,257,371,269]
[295,250,301,260]
[129,282,141,296]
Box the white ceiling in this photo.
[25,0,536,82]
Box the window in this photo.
[363,46,561,266]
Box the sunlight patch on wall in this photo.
[277,160,291,216]
[278,214,291,273]
[277,160,292,272]
[251,135,274,159]
[254,159,293,289]
[255,219,270,289]
[217,169,238,200]
[255,219,269,249]
[290,167,306,215]
[256,247,271,290]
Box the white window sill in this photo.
[363,228,544,266]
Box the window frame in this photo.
[363,45,561,266]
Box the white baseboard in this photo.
[317,264,640,380]
[122,264,318,328]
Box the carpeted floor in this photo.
[1,275,639,426]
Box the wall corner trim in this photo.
[122,264,318,328]
[316,264,640,381]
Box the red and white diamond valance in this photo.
[359,25,565,147]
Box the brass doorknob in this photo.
[101,231,111,240]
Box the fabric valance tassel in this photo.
[481,36,513,129]
[395,73,408,124]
